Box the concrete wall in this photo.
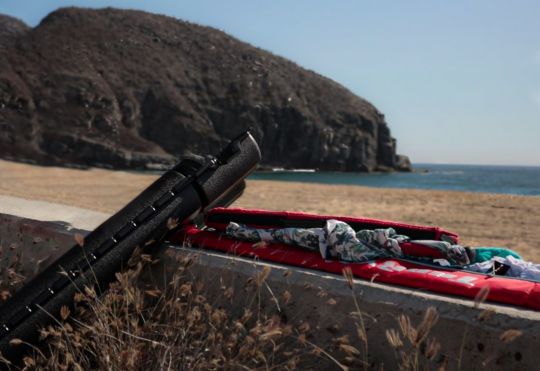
[1,211,539,370]
[0,213,89,293]
[154,244,540,370]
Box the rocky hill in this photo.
[0,7,410,171]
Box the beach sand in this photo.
[0,159,538,261]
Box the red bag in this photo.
[171,208,540,311]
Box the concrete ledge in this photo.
[159,246,540,370]
[0,212,96,295]
[1,212,539,369]
[0,195,108,231]
[0,197,108,290]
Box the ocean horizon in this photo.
[249,163,540,196]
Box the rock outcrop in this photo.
[0,7,411,171]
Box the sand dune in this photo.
[1,159,538,261]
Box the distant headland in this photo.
[0,7,410,172]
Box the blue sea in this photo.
[249,164,540,196]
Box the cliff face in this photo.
[0,8,411,171]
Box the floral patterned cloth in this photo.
[225,220,470,264]
[408,240,470,265]
[324,220,405,261]
[222,220,540,281]
[225,221,323,253]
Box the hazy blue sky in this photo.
[2,0,539,165]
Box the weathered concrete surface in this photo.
[1,212,539,369]
[156,246,540,370]
[0,212,94,293]
[0,197,108,291]
[0,195,108,230]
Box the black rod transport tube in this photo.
[0,131,261,363]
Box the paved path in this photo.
[0,195,109,230]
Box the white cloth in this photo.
[466,255,540,281]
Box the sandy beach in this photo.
[0,159,538,261]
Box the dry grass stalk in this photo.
[499,329,523,343]
[282,290,292,304]
[390,307,443,371]
[399,314,413,339]
[425,337,440,360]
[252,241,268,249]
[414,307,439,346]
[385,329,403,349]
[73,234,85,247]
[254,265,272,287]
[474,285,490,308]
[342,267,354,289]
[166,217,179,230]
[339,344,361,356]
[478,308,496,322]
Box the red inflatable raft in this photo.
[171,208,540,311]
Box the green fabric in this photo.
[472,247,522,263]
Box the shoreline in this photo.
[4,158,539,197]
[251,177,540,198]
[0,159,538,261]
[250,164,540,197]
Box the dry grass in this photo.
[2,248,345,370]
[0,245,439,370]
[0,243,527,371]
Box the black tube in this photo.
[0,131,260,363]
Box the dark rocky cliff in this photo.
[0,8,411,171]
